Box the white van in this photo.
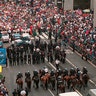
[59,92,82,96]
[88,89,96,96]
[1,31,10,42]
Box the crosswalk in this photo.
[65,49,73,54]
[31,33,73,54]
[31,33,55,40]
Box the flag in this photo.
[29,25,33,35]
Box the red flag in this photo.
[19,27,22,32]
[29,25,33,35]
[57,18,61,25]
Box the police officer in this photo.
[13,54,16,66]
[63,68,68,76]
[82,67,88,74]
[55,59,60,70]
[50,69,55,90]
[28,54,31,64]
[36,48,40,64]
[47,51,50,62]
[70,68,76,76]
[17,72,23,79]
[12,89,18,96]
[24,53,27,64]
[40,51,45,63]
[32,49,36,64]
[76,71,81,80]
[76,67,80,74]
[29,42,34,54]
[32,70,39,89]
[50,51,53,63]
[16,53,19,65]
[25,71,31,78]
[9,53,13,66]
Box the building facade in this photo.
[56,0,96,27]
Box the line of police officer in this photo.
[7,37,66,66]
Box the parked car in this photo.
[11,33,21,41]
[12,39,23,47]
[1,31,10,42]
[21,33,31,44]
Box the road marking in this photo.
[52,36,55,39]
[65,49,73,54]
[42,33,55,39]
[66,58,96,87]
[42,33,48,39]
[45,58,56,70]
[66,58,77,68]
[89,79,96,86]
[48,89,55,96]
[39,35,45,39]
[69,46,96,68]
[75,89,83,96]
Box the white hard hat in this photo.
[20,90,26,95]
[55,59,60,64]
[44,68,48,72]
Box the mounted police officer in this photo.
[25,71,31,78]
[82,67,88,74]
[63,68,68,76]
[70,68,76,76]
[25,71,31,91]
[32,70,39,89]
[50,70,55,90]
[17,72,23,79]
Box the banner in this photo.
[0,48,6,67]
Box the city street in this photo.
[2,33,96,96]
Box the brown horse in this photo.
[58,84,65,93]
[70,76,77,91]
[63,75,71,89]
[41,73,50,90]
[16,78,23,89]
[81,73,90,89]
[25,77,32,91]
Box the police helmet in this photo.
[64,68,68,70]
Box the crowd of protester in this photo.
[0,0,96,64]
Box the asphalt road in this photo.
[2,33,96,96]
